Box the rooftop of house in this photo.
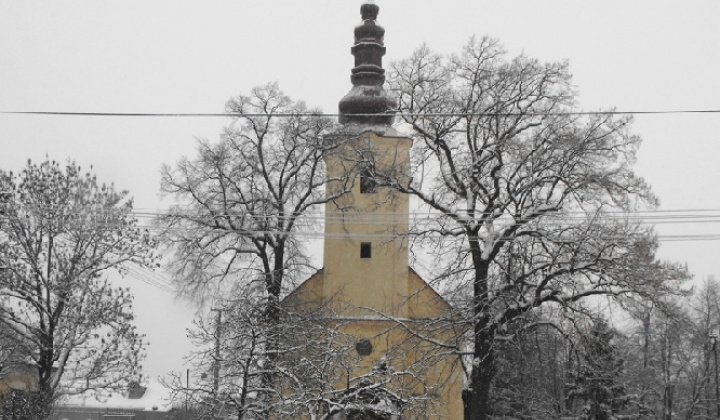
[58,379,172,412]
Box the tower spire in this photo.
[338,2,396,125]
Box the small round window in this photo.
[355,339,373,356]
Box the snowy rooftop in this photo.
[58,379,173,412]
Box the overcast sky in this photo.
[2,0,719,383]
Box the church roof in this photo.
[283,266,454,320]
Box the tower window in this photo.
[360,242,372,259]
[360,168,377,194]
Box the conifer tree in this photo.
[567,318,629,420]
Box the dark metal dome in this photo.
[338,3,396,125]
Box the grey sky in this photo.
[1,0,719,381]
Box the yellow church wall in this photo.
[322,132,414,319]
[331,319,464,420]
[285,268,455,324]
[277,315,463,420]
[283,263,465,419]
[281,128,464,419]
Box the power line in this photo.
[4,215,720,231]
[4,203,720,241]
[4,222,715,242]
[6,202,720,217]
[4,205,720,230]
[3,109,720,118]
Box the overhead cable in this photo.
[3,109,720,118]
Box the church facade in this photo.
[283,4,464,419]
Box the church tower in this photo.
[285,4,464,419]
[322,2,413,319]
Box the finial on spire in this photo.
[338,2,396,125]
[360,2,379,20]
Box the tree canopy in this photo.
[158,83,341,304]
[158,83,351,418]
[387,36,675,420]
[0,159,155,418]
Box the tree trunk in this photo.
[465,239,495,420]
[465,326,495,420]
[36,352,55,420]
[34,381,54,420]
[260,247,284,420]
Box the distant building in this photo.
[282,4,464,419]
[0,358,49,419]
[0,325,37,398]
[52,380,172,420]
[0,360,39,396]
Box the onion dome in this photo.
[338,3,396,125]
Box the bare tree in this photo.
[163,294,272,420]
[0,159,155,419]
[276,310,447,420]
[612,248,691,419]
[166,291,439,420]
[387,37,672,420]
[620,277,720,420]
[158,83,351,418]
[689,277,720,419]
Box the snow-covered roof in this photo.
[58,379,172,412]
